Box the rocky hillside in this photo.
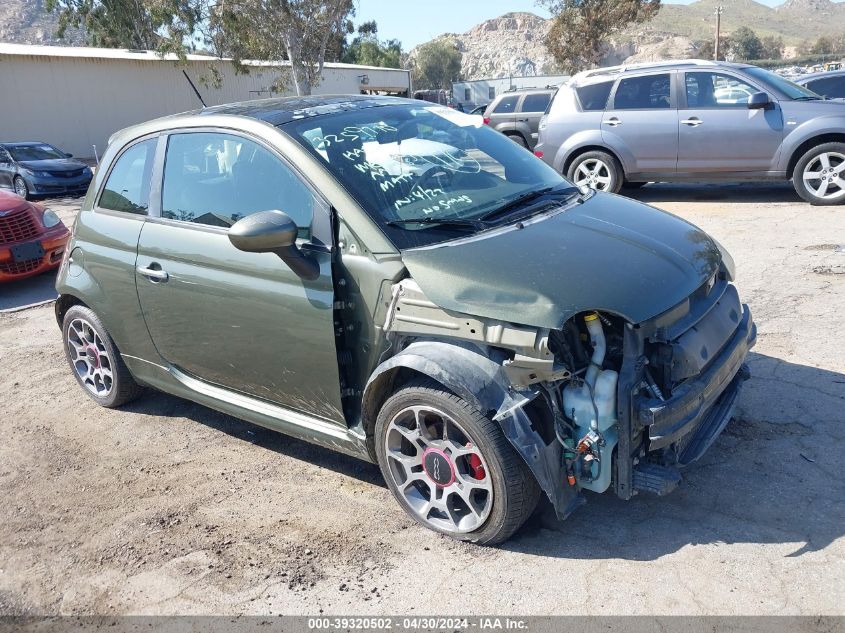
[410,0,845,81]
[0,0,83,45]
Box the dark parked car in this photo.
[483,88,556,149]
[0,142,93,200]
[535,60,845,205]
[56,96,754,544]
[795,69,845,101]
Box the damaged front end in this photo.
[368,272,755,521]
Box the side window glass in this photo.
[161,132,315,231]
[520,93,552,112]
[576,81,613,111]
[99,138,156,215]
[808,77,845,99]
[0,148,10,163]
[686,72,757,107]
[614,73,671,110]
[493,96,518,113]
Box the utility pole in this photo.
[714,6,723,61]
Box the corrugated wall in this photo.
[0,53,410,159]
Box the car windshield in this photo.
[744,67,823,100]
[8,144,67,161]
[284,103,570,248]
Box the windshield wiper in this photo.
[793,95,823,101]
[477,185,581,222]
[384,217,489,230]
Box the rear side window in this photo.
[161,132,315,229]
[613,73,672,110]
[519,93,552,113]
[575,81,613,111]
[493,96,518,113]
[99,138,156,215]
[806,76,845,99]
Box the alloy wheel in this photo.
[66,318,114,397]
[573,159,612,191]
[14,177,28,198]
[802,152,845,202]
[384,405,494,534]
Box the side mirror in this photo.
[747,92,771,109]
[228,210,320,281]
[64,152,74,158]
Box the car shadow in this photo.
[624,181,802,204]
[122,391,385,488]
[0,271,59,312]
[118,351,844,559]
[508,351,845,559]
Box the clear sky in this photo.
[353,0,841,49]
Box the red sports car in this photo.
[0,190,70,283]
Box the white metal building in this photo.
[0,43,412,160]
[452,74,570,110]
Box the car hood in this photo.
[19,159,88,171]
[782,99,845,116]
[400,192,723,330]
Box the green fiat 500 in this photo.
[56,96,755,544]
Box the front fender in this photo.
[364,341,583,520]
[778,115,845,171]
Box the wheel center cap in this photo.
[86,345,100,368]
[422,447,455,487]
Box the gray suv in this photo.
[484,88,555,150]
[535,60,845,205]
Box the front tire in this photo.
[62,305,144,408]
[374,379,540,545]
[567,150,623,194]
[793,142,845,206]
[13,176,29,200]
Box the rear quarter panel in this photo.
[536,87,607,173]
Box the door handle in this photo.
[681,118,703,127]
[137,265,169,282]
[516,118,528,122]
[604,118,622,127]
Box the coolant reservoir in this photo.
[562,369,618,432]
[562,369,618,493]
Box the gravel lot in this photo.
[1,184,843,616]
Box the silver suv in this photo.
[484,88,555,150]
[535,60,845,205]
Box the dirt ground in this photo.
[1,183,843,616]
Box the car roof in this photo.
[0,141,51,147]
[493,88,555,98]
[195,94,420,126]
[796,69,845,83]
[569,59,753,86]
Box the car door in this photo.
[677,71,785,173]
[516,92,554,147]
[602,72,679,174]
[0,147,13,189]
[134,129,345,424]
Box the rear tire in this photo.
[375,379,540,545]
[62,305,144,408]
[792,142,845,206]
[506,133,529,149]
[567,150,623,194]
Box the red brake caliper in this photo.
[466,444,486,480]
